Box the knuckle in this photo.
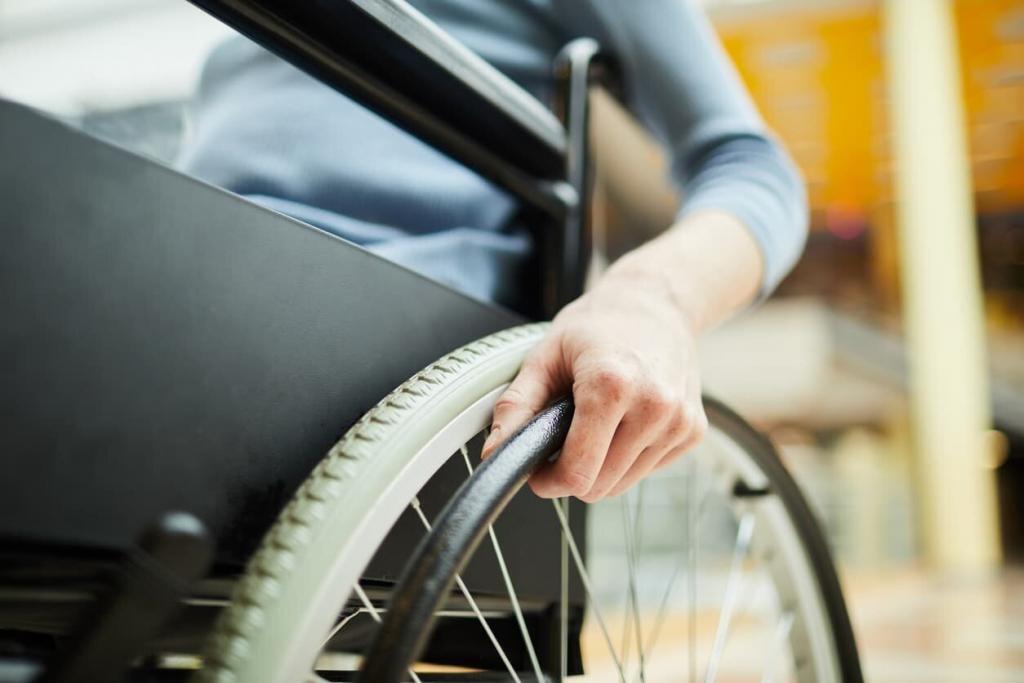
[493,388,527,416]
[589,367,633,403]
[597,367,631,390]
[559,467,595,496]
[574,391,611,418]
[666,413,689,441]
[636,383,675,418]
[527,478,557,499]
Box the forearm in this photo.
[675,134,808,294]
[594,209,763,335]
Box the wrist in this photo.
[598,209,762,333]
[598,239,710,334]
[594,252,706,335]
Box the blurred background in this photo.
[1,0,1022,680]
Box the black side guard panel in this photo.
[0,100,522,562]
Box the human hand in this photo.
[481,259,708,502]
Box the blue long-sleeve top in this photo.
[179,0,807,307]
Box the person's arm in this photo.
[482,0,807,501]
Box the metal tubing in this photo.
[184,0,570,218]
[548,39,605,312]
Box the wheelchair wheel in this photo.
[359,396,863,683]
[195,324,862,683]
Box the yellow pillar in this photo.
[882,0,1000,570]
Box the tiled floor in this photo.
[846,566,1024,683]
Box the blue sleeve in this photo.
[554,0,809,294]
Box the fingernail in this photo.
[481,426,501,459]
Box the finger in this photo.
[482,342,561,458]
[653,401,708,472]
[583,378,683,500]
[605,441,671,499]
[528,370,631,498]
[601,395,688,497]
[579,396,672,502]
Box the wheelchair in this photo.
[0,1,863,681]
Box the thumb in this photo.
[481,344,561,458]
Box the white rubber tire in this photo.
[193,324,546,683]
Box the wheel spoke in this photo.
[641,546,683,657]
[761,610,795,683]
[550,498,626,682]
[409,496,521,683]
[620,487,646,682]
[559,497,570,682]
[318,607,369,650]
[687,457,698,683]
[702,512,756,683]
[361,408,841,683]
[633,484,647,663]
[619,582,635,674]
[459,446,545,683]
[352,584,423,683]
[619,503,635,672]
